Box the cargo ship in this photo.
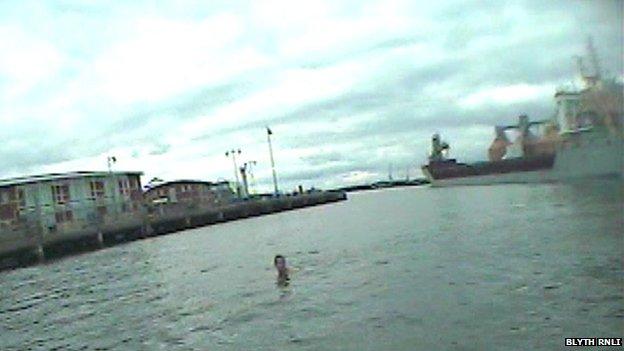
[422,40,623,187]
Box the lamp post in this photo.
[106,155,118,216]
[243,161,257,195]
[107,156,117,173]
[225,149,242,197]
[266,127,279,196]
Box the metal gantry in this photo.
[243,160,257,195]
[225,149,242,197]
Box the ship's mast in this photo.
[577,37,602,88]
[587,37,602,81]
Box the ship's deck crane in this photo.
[429,133,450,161]
[488,115,554,161]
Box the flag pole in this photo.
[267,127,279,196]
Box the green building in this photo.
[0,171,143,257]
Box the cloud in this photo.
[0,26,65,100]
[458,83,556,109]
[300,151,345,166]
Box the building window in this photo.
[90,181,105,200]
[97,206,107,217]
[0,190,8,204]
[177,184,196,192]
[119,180,130,196]
[129,178,140,190]
[51,185,70,204]
[55,210,73,223]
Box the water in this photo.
[1,181,622,350]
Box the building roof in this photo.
[0,171,143,188]
[554,90,581,97]
[144,179,231,193]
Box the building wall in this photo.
[145,181,236,216]
[0,173,143,245]
[556,92,581,134]
[0,187,20,227]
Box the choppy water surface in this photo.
[1,181,622,350]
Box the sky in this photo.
[0,0,622,192]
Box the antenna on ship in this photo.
[587,36,602,80]
[576,36,602,87]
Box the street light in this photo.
[107,156,117,173]
[266,127,279,196]
[243,161,257,195]
[225,149,242,197]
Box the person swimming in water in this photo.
[274,254,290,286]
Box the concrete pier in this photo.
[34,245,45,263]
[96,231,104,248]
[0,190,347,270]
[145,192,347,236]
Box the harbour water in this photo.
[0,181,622,350]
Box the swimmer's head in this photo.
[274,255,287,273]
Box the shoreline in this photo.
[0,191,347,271]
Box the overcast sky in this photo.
[0,0,622,191]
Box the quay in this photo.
[145,190,347,236]
[0,172,347,270]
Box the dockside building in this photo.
[144,180,236,216]
[0,171,144,257]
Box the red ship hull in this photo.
[422,155,556,181]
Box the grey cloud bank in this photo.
[0,0,622,191]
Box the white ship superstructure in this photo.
[550,41,624,180]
